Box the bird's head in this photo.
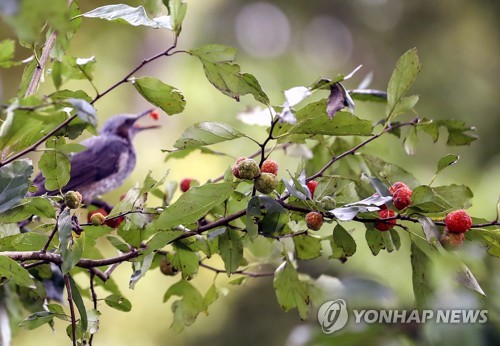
[99,109,160,140]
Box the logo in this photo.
[317,299,348,334]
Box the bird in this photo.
[31,109,160,206]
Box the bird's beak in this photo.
[133,108,161,131]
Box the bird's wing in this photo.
[31,136,130,196]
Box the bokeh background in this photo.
[1,0,499,345]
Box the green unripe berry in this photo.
[237,159,260,180]
[64,191,82,209]
[319,196,336,210]
[90,212,106,226]
[254,172,278,194]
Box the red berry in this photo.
[306,181,318,198]
[149,109,160,120]
[375,209,397,231]
[389,182,409,196]
[393,187,413,210]
[232,157,248,179]
[180,178,192,192]
[440,231,465,250]
[261,159,278,175]
[105,216,125,228]
[305,211,324,231]
[445,209,472,233]
[88,208,108,223]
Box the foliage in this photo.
[0,1,498,345]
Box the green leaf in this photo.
[132,77,185,115]
[38,137,71,192]
[466,228,500,257]
[436,154,459,175]
[104,294,132,312]
[403,126,418,155]
[348,89,387,102]
[129,252,155,289]
[173,242,199,280]
[83,4,172,29]
[330,224,356,261]
[143,230,184,255]
[173,122,246,150]
[409,185,449,213]
[293,234,322,260]
[204,284,226,308]
[19,311,55,330]
[0,39,15,68]
[273,258,310,319]
[18,58,37,97]
[365,229,385,255]
[57,208,72,273]
[164,0,187,36]
[410,240,433,309]
[156,182,235,229]
[386,48,421,118]
[68,275,87,332]
[276,100,372,138]
[392,95,419,118]
[246,195,288,236]
[189,44,269,105]
[0,159,33,213]
[433,184,473,210]
[0,232,48,251]
[0,256,34,287]
[163,279,207,332]
[218,229,243,275]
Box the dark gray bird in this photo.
[31,109,160,204]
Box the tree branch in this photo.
[199,262,274,278]
[63,274,77,346]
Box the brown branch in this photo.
[308,117,420,181]
[41,222,58,253]
[64,274,77,346]
[199,262,274,278]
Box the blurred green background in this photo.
[1,0,499,345]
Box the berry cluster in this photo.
[232,157,279,194]
[440,209,473,249]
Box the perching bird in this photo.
[31,109,160,205]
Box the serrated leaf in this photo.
[156,182,235,229]
[189,45,269,104]
[0,159,33,213]
[293,234,322,260]
[0,256,34,287]
[143,230,184,255]
[409,185,448,213]
[436,154,459,175]
[392,95,419,118]
[174,122,245,150]
[0,232,48,251]
[18,58,37,97]
[58,208,76,274]
[273,258,309,319]
[386,48,421,118]
[163,279,207,332]
[132,77,185,115]
[38,138,71,192]
[330,224,356,261]
[218,229,243,275]
[277,100,372,137]
[104,294,132,312]
[411,240,433,309]
[83,4,172,29]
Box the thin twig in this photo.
[63,274,77,346]
[89,271,97,346]
[41,223,58,253]
[199,262,274,277]
[308,117,420,181]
